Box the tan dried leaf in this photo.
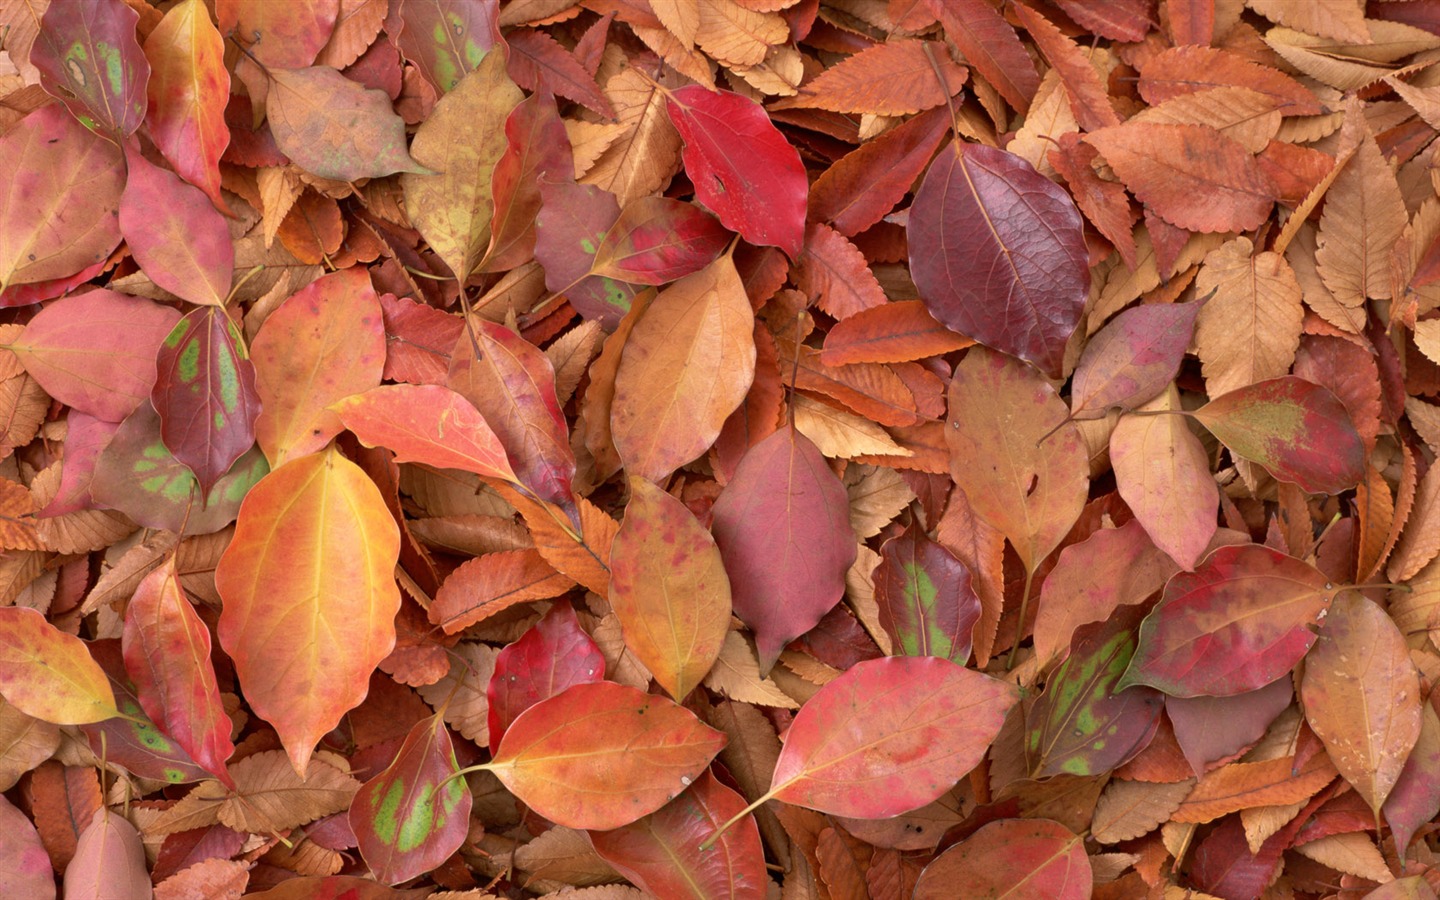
[582,67,685,206]
[1406,396,1440,455]
[417,641,500,746]
[844,464,915,539]
[1316,101,1408,307]
[1245,0,1369,42]
[1390,459,1440,583]
[1292,832,1393,884]
[30,463,135,554]
[694,0,787,68]
[0,696,59,791]
[1195,237,1304,397]
[792,394,913,459]
[1129,87,1282,154]
[703,630,800,708]
[513,825,619,886]
[1091,778,1195,844]
[216,750,359,832]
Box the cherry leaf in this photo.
[396,0,500,93]
[32,0,149,137]
[143,0,231,213]
[0,795,53,900]
[1071,301,1201,418]
[63,810,151,900]
[485,603,605,755]
[0,607,117,725]
[266,66,430,181]
[914,819,1092,900]
[331,383,518,483]
[118,148,232,307]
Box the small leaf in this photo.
[32,0,149,137]
[152,307,261,498]
[609,477,731,701]
[1121,544,1341,697]
[665,85,807,259]
[711,427,856,674]
[780,40,966,116]
[1070,301,1201,418]
[767,657,1015,818]
[486,603,605,754]
[820,300,973,367]
[0,607,116,725]
[909,144,1089,377]
[591,197,731,285]
[332,383,518,483]
[266,66,430,181]
[914,819,1091,900]
[488,681,726,830]
[350,714,471,886]
[119,149,232,307]
[1193,376,1366,495]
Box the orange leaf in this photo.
[819,300,972,366]
[779,40,967,116]
[429,549,575,634]
[0,608,117,725]
[1171,751,1339,824]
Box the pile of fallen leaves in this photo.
[5,0,1440,897]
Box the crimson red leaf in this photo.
[909,143,1089,378]
[665,85,807,259]
[485,603,605,754]
[592,197,731,285]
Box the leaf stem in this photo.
[699,786,777,851]
[1006,565,1037,670]
[224,264,265,306]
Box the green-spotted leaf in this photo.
[1024,603,1163,778]
[1192,376,1365,495]
[0,607,117,725]
[91,401,268,535]
[152,307,260,499]
[397,0,500,94]
[1120,544,1343,698]
[488,681,726,830]
[32,0,149,137]
[873,519,981,664]
[80,640,209,785]
[350,714,471,886]
[534,179,636,328]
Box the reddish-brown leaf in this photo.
[914,819,1091,900]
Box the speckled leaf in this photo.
[1071,301,1201,418]
[1193,376,1366,495]
[487,681,726,830]
[397,0,500,93]
[1025,603,1164,778]
[79,641,208,785]
[873,520,982,664]
[121,556,234,786]
[32,0,148,137]
[609,477,731,701]
[0,607,116,725]
[1121,544,1342,697]
[909,144,1089,378]
[534,179,636,328]
[767,657,1016,817]
[592,197,731,285]
[710,427,856,674]
[152,307,260,498]
[486,603,605,754]
[119,148,232,307]
[143,0,231,213]
[266,66,430,181]
[350,714,470,885]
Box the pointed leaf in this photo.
[119,149,233,307]
[1167,678,1295,778]
[1302,592,1422,814]
[488,681,726,830]
[448,320,574,507]
[266,66,429,181]
[590,770,767,900]
[121,557,234,786]
[932,0,1040,113]
[873,520,981,664]
[665,85,807,259]
[62,810,150,900]
[215,446,401,777]
[143,0,230,213]
[781,40,966,116]
[914,819,1091,900]
[611,255,755,483]
[808,106,951,238]
[946,347,1088,572]
[0,105,123,294]
[1121,544,1341,697]
[0,607,116,725]
[1194,236,1304,399]
[486,603,605,754]
[592,197,731,285]
[820,300,973,367]
[768,657,1016,817]
[332,383,517,483]
[428,549,575,635]
[79,641,209,785]
[252,267,385,467]
[350,714,471,885]
[402,52,523,281]
[1193,376,1366,495]
[397,0,500,93]
[484,88,572,272]
[909,144,1089,377]
[710,428,856,674]
[8,289,180,422]
[152,307,261,498]
[1071,301,1201,418]
[32,0,148,137]
[609,477,732,701]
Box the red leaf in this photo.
[331,383,518,483]
[143,0,231,213]
[32,0,149,137]
[120,149,233,307]
[665,85,808,259]
[486,603,605,754]
[592,197,731,285]
[484,88,574,273]
[820,300,973,366]
[808,106,951,238]
[505,28,613,119]
[909,144,1089,378]
[930,0,1040,113]
[873,520,981,664]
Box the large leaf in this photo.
[118,148,232,307]
[143,0,230,213]
[121,557,234,786]
[710,427,856,674]
[611,255,755,483]
[908,144,1088,377]
[483,87,572,273]
[1120,544,1342,697]
[486,681,726,830]
[252,267,385,467]
[63,810,150,900]
[589,770,768,900]
[215,446,401,777]
[913,819,1091,900]
[872,519,982,664]
[331,384,518,483]
[609,477,732,701]
[946,346,1088,572]
[1193,376,1366,494]
[32,0,148,137]
[151,307,260,498]
[402,52,523,282]
[0,795,53,900]
[349,714,471,886]
[665,85,807,259]
[7,289,180,422]
[485,602,605,754]
[0,607,117,725]
[265,66,429,181]
[0,105,123,294]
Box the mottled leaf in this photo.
[1071,301,1201,418]
[0,607,116,725]
[266,66,429,181]
[32,0,148,136]
[486,603,605,754]
[397,0,500,93]
[872,520,981,664]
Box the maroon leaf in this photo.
[32,0,149,137]
[909,143,1089,378]
[484,88,573,273]
[873,520,981,664]
[534,179,636,328]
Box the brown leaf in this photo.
[1194,237,1305,397]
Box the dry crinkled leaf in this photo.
[781,40,966,116]
[792,394,912,460]
[1194,237,1304,398]
[211,749,360,832]
[1246,0,1369,42]
[417,641,500,746]
[1091,778,1195,844]
[702,631,800,709]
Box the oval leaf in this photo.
[909,144,1089,377]
[1071,301,1201,417]
[592,196,731,285]
[62,809,151,900]
[609,476,732,701]
[914,818,1092,900]
[215,446,401,777]
[119,148,232,306]
[143,0,231,213]
[32,0,148,137]
[266,66,429,181]
[0,607,116,725]
[768,656,1017,817]
[0,794,54,900]
[710,427,857,674]
[485,602,605,754]
[332,383,518,483]
[873,520,982,664]
[488,681,726,830]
